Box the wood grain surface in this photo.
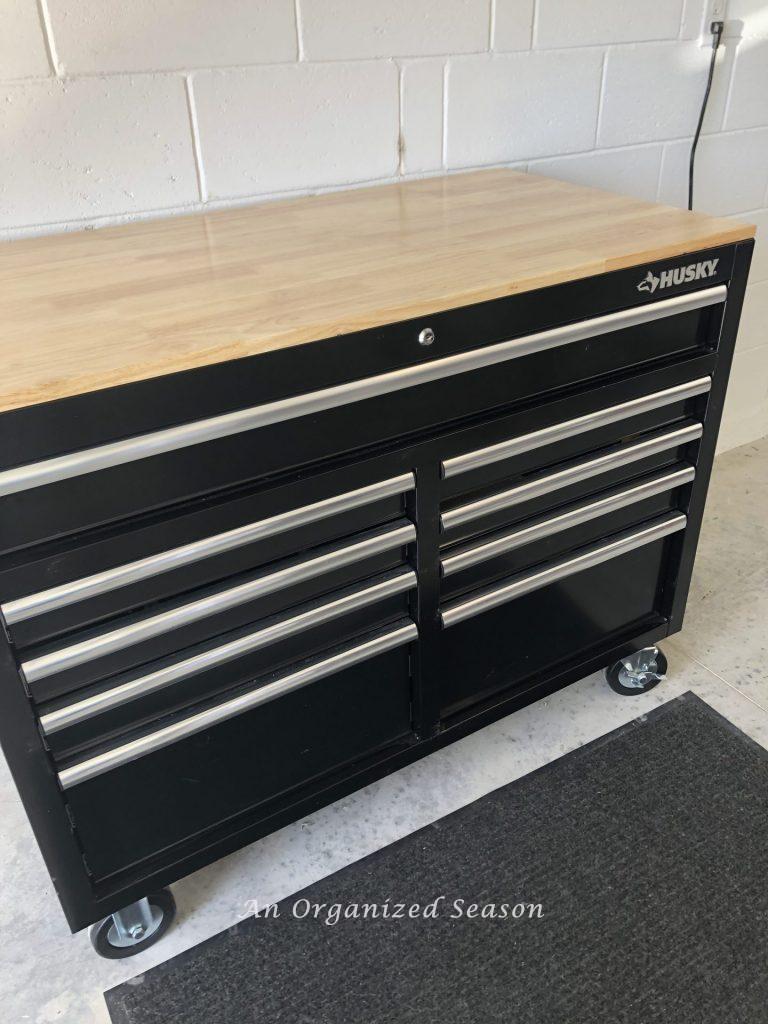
[0,169,754,413]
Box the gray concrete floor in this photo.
[1,437,767,1023]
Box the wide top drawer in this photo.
[0,252,730,554]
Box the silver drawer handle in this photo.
[39,569,417,734]
[442,376,711,479]
[441,422,702,531]
[441,466,695,576]
[57,621,418,789]
[2,472,415,626]
[0,288,724,498]
[22,522,415,684]
[440,514,687,628]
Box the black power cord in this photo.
[688,20,724,210]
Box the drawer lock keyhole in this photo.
[418,327,435,347]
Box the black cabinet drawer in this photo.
[61,623,417,881]
[439,374,707,552]
[440,420,700,549]
[440,375,708,499]
[41,570,415,760]
[440,466,692,601]
[0,464,414,643]
[438,515,685,717]
[0,286,722,553]
[20,520,415,702]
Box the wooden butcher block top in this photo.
[0,169,754,414]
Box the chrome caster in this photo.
[89,888,176,959]
[605,647,667,696]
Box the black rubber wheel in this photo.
[605,649,668,696]
[89,888,176,959]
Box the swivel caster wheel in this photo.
[605,647,667,696]
[89,888,176,959]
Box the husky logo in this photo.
[637,259,719,294]
[638,271,661,294]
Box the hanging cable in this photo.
[688,20,724,211]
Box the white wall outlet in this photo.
[700,0,730,44]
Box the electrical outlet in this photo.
[710,0,728,20]
[700,0,729,44]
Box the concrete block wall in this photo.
[1,0,766,448]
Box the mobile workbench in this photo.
[0,170,754,955]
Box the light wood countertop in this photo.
[0,169,754,414]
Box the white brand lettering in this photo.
[637,258,719,294]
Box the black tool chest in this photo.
[0,238,753,933]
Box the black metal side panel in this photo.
[666,240,754,631]
[0,634,96,927]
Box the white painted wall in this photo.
[1,0,766,447]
